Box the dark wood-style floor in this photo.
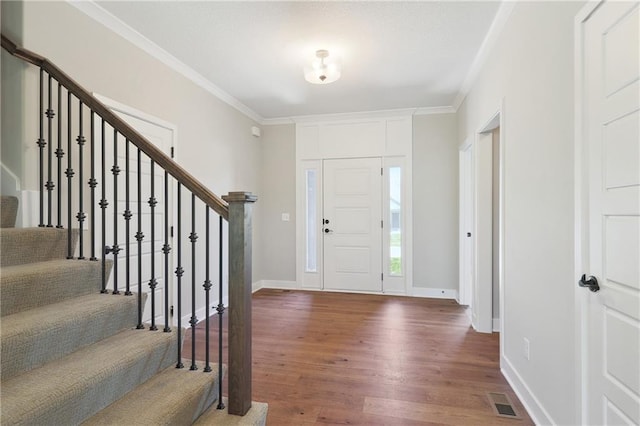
[184,289,533,425]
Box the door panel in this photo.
[323,158,382,292]
[97,112,174,326]
[582,2,640,424]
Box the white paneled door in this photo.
[581,2,639,424]
[323,158,382,292]
[97,104,175,326]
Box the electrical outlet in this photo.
[523,338,530,361]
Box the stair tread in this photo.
[84,362,223,426]
[194,398,268,426]
[1,326,178,425]
[1,292,138,338]
[1,292,142,380]
[1,258,110,316]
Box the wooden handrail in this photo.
[1,34,229,220]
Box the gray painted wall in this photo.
[258,124,296,282]
[412,113,459,290]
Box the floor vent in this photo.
[487,392,521,419]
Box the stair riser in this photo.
[0,196,19,228]
[1,292,147,381]
[83,363,224,425]
[0,228,78,267]
[1,259,113,317]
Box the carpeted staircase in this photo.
[0,195,267,425]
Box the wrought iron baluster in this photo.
[45,74,54,227]
[100,119,108,293]
[163,171,171,333]
[217,214,225,410]
[76,101,85,259]
[135,148,144,329]
[190,193,198,371]
[175,183,184,369]
[66,92,73,258]
[123,140,132,295]
[89,111,97,261]
[203,205,212,373]
[37,68,45,228]
[55,82,63,229]
[149,161,157,331]
[111,130,121,294]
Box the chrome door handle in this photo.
[579,274,600,292]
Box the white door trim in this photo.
[458,140,473,306]
[93,94,179,140]
[574,2,605,423]
[472,99,505,336]
[94,93,179,326]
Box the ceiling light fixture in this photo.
[304,49,341,85]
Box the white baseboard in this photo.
[20,190,39,228]
[254,282,460,301]
[411,287,458,300]
[181,296,228,329]
[493,318,501,332]
[254,280,298,292]
[501,354,554,425]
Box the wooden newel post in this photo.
[222,191,257,416]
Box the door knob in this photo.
[324,228,332,234]
[579,274,600,292]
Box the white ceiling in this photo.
[93,1,503,121]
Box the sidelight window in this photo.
[305,169,317,272]
[389,166,402,276]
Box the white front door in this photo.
[580,2,639,424]
[323,158,382,292]
[96,100,175,327]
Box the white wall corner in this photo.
[501,355,555,426]
[493,318,501,332]
[411,287,459,300]
[252,281,264,293]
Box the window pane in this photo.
[389,166,402,276]
[306,169,317,272]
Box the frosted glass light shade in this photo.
[304,50,341,84]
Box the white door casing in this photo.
[295,115,413,294]
[577,2,640,425]
[95,95,176,326]
[323,158,382,293]
[459,142,474,307]
[473,131,494,333]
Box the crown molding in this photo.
[452,1,516,110]
[260,117,296,126]
[413,106,456,115]
[262,105,456,126]
[290,108,417,124]
[69,0,264,124]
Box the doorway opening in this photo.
[459,108,504,335]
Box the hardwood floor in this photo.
[184,289,534,425]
